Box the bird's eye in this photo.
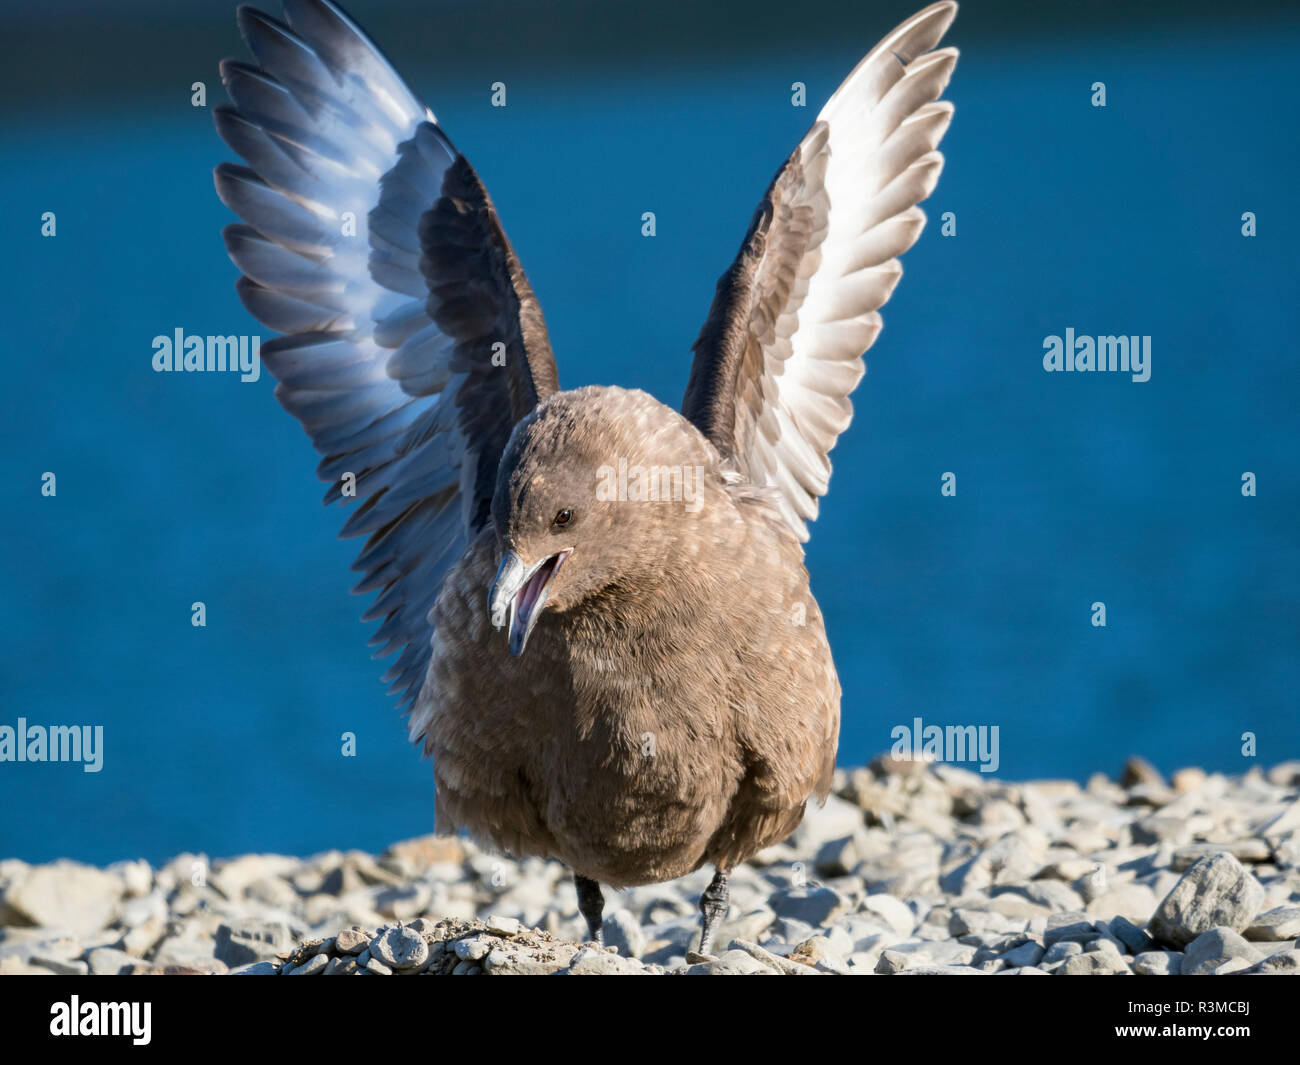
[553,508,574,528]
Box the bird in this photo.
[214,0,957,956]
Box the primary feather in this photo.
[214,0,558,709]
[682,1,957,540]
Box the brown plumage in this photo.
[214,0,958,951]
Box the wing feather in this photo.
[682,1,957,540]
[215,0,558,714]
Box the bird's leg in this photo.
[697,867,730,956]
[573,872,605,945]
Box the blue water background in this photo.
[2,10,1297,863]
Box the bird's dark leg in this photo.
[697,867,730,956]
[573,872,605,945]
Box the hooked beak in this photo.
[488,548,572,656]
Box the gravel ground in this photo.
[3,756,1298,975]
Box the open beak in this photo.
[488,549,572,656]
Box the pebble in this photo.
[859,894,915,937]
[373,926,430,970]
[1000,941,1045,968]
[484,915,522,937]
[30,954,90,975]
[230,961,278,975]
[1171,841,1271,871]
[285,953,329,976]
[1043,912,1095,948]
[85,947,146,976]
[1132,950,1182,976]
[601,908,646,959]
[2,862,123,935]
[1240,950,1300,974]
[1181,927,1264,976]
[1055,952,1130,975]
[1244,906,1300,942]
[334,928,372,954]
[453,936,491,962]
[768,886,849,926]
[1147,853,1266,948]
[5,759,1293,976]
[214,919,295,967]
[1108,916,1154,955]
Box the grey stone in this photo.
[1109,916,1154,955]
[949,908,1023,937]
[1171,841,1272,871]
[214,919,295,967]
[566,947,644,975]
[285,953,329,975]
[769,885,849,927]
[1001,941,1045,968]
[1086,936,1124,959]
[1043,911,1095,948]
[151,935,222,971]
[30,954,89,975]
[374,884,430,920]
[786,794,865,852]
[372,925,429,970]
[718,907,776,946]
[1055,952,1131,975]
[997,880,1085,913]
[770,916,818,946]
[85,947,145,976]
[688,949,774,976]
[940,834,1041,895]
[1244,906,1300,942]
[920,940,977,966]
[1086,883,1159,923]
[230,961,278,975]
[1073,865,1108,904]
[1182,927,1264,976]
[1132,950,1182,976]
[2,862,122,935]
[1260,797,1300,846]
[452,936,491,963]
[859,894,915,936]
[481,948,574,976]
[1042,940,1083,965]
[601,909,645,959]
[333,928,372,954]
[875,949,909,974]
[729,939,820,976]
[1239,950,1300,974]
[484,915,522,937]
[1148,854,1266,948]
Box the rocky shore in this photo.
[3,757,1298,976]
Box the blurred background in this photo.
[2,0,1297,865]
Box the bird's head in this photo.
[487,385,718,655]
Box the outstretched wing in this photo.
[214,0,558,709]
[681,1,957,540]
